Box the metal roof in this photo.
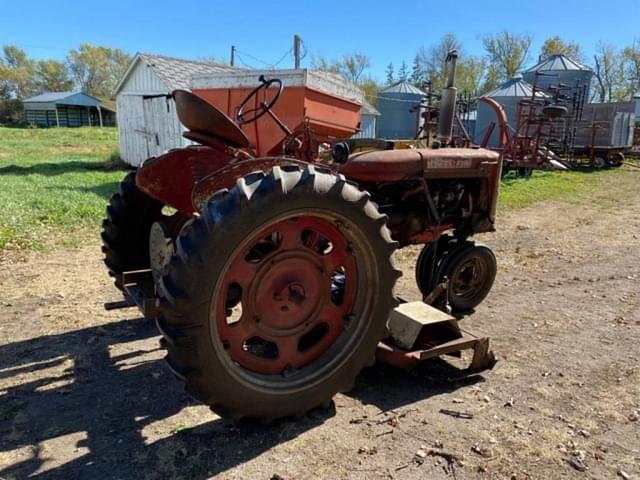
[380,81,426,95]
[525,54,591,73]
[23,91,107,108]
[485,77,550,98]
[115,53,237,94]
[361,99,381,116]
[24,91,78,103]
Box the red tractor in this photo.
[103,51,500,421]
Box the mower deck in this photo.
[105,271,496,374]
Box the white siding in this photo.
[352,114,377,139]
[116,60,188,166]
[119,61,168,95]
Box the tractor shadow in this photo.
[0,317,480,479]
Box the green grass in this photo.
[0,125,635,253]
[499,167,632,210]
[0,126,126,251]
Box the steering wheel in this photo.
[236,75,283,125]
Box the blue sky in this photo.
[2,0,639,79]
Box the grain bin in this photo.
[522,54,592,108]
[376,81,426,139]
[475,77,549,148]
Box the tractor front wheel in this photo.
[157,165,400,421]
[416,239,496,314]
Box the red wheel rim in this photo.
[215,216,357,375]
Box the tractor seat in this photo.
[338,149,425,182]
[173,90,250,149]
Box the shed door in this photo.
[141,96,180,158]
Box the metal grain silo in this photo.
[376,81,425,139]
[474,77,549,148]
[522,54,592,107]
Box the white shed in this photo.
[114,53,236,166]
[352,99,380,139]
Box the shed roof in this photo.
[485,77,550,98]
[115,53,237,95]
[525,54,591,73]
[361,99,381,116]
[380,81,425,95]
[24,91,102,105]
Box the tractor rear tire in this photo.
[157,165,400,421]
[102,172,164,291]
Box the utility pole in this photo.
[230,45,236,67]
[293,34,301,69]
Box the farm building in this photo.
[352,99,380,139]
[376,81,425,139]
[522,54,593,103]
[23,91,116,128]
[114,53,236,166]
[474,77,549,148]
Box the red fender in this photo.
[136,146,231,215]
[478,96,510,149]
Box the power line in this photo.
[235,46,294,70]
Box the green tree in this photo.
[539,36,582,62]
[310,54,340,73]
[622,39,640,97]
[385,62,394,85]
[456,56,487,95]
[410,55,424,87]
[340,52,370,83]
[482,31,532,80]
[358,75,381,107]
[0,44,36,99]
[67,44,131,102]
[311,52,371,83]
[592,42,625,102]
[0,45,36,122]
[415,32,462,93]
[398,60,409,81]
[36,60,73,92]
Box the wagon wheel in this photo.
[157,165,400,421]
[516,167,533,178]
[606,152,624,167]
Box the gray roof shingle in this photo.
[138,53,237,91]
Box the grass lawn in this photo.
[0,126,635,253]
[0,127,126,251]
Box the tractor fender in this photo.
[136,146,231,215]
[190,157,317,212]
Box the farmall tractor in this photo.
[103,51,501,421]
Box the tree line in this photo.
[312,32,640,106]
[3,33,640,124]
[0,44,131,122]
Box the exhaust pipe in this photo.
[437,50,458,145]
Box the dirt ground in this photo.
[1,174,639,480]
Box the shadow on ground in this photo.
[0,316,479,479]
[0,161,129,177]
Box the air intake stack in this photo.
[437,50,459,145]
